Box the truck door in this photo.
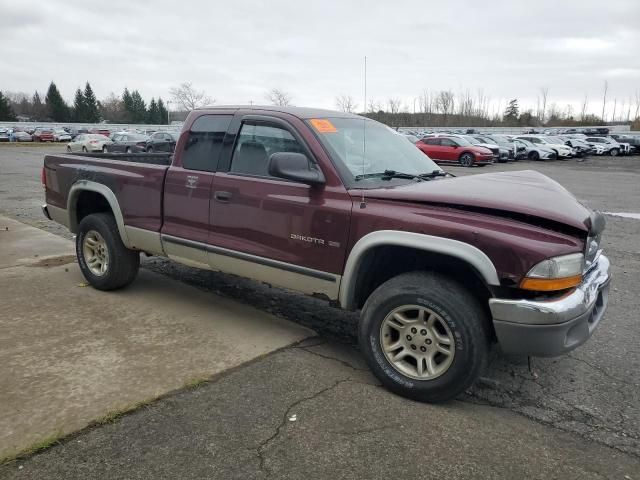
[161,114,233,268]
[208,113,352,300]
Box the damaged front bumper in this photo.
[488,254,611,357]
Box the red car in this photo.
[416,136,494,167]
[32,128,55,142]
[89,128,112,137]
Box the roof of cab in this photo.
[194,105,362,120]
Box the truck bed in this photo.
[70,152,173,166]
[44,153,170,233]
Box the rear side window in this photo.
[230,122,305,177]
[182,115,232,171]
[424,137,439,145]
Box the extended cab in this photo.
[42,106,611,402]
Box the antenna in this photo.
[360,56,367,209]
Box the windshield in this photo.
[308,117,441,184]
[545,136,565,144]
[446,136,471,146]
[461,135,480,145]
[486,136,512,146]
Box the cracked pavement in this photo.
[1,147,639,477]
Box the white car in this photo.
[584,137,629,156]
[515,135,573,158]
[513,138,557,161]
[66,134,113,153]
[53,129,72,142]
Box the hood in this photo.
[352,170,592,232]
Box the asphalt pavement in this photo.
[1,146,639,478]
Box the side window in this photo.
[230,122,305,177]
[182,115,232,171]
[440,138,455,147]
[424,138,439,145]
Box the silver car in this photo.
[66,134,113,153]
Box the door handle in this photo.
[214,191,232,202]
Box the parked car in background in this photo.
[32,128,55,142]
[144,131,180,152]
[584,137,626,156]
[0,128,9,142]
[516,135,573,159]
[66,134,113,153]
[416,136,494,167]
[608,134,638,154]
[480,135,517,161]
[13,130,33,142]
[513,138,557,161]
[105,133,150,153]
[89,127,112,138]
[463,135,507,162]
[69,127,90,140]
[560,137,593,157]
[53,129,72,142]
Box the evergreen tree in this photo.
[503,98,519,122]
[0,91,17,121]
[122,88,134,122]
[130,90,147,123]
[84,82,101,123]
[147,98,160,124]
[72,88,86,122]
[157,97,168,125]
[31,91,46,121]
[45,82,70,121]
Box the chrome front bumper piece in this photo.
[489,255,611,357]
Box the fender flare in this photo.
[67,180,130,247]
[338,230,500,310]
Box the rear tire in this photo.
[147,146,154,153]
[359,271,490,403]
[66,146,72,153]
[459,152,475,167]
[125,147,131,153]
[76,213,140,291]
[82,146,87,152]
[102,146,108,153]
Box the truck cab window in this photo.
[182,115,232,171]
[230,123,304,177]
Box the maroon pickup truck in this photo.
[42,106,611,402]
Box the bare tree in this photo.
[169,82,213,111]
[265,88,293,106]
[435,90,455,116]
[539,87,549,124]
[634,90,640,121]
[580,94,589,122]
[387,98,401,114]
[367,98,381,113]
[335,94,358,113]
[601,80,608,122]
[611,98,617,122]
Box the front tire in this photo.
[76,213,140,291]
[359,271,490,402]
[459,152,475,167]
[102,146,108,153]
[529,151,540,161]
[609,148,619,157]
[82,146,87,152]
[147,146,154,153]
[66,145,72,153]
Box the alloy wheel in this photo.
[82,230,109,276]
[380,305,455,380]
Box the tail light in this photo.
[41,167,47,187]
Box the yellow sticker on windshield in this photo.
[310,118,337,133]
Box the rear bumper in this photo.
[489,255,611,357]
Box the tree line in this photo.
[0,82,169,124]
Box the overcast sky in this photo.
[2,0,639,117]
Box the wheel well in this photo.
[74,190,113,227]
[459,150,474,159]
[351,245,493,321]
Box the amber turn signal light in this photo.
[520,275,583,292]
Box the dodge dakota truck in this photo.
[42,106,611,402]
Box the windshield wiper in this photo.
[417,170,451,179]
[354,170,423,181]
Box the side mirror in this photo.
[268,152,325,185]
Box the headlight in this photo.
[520,253,584,291]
